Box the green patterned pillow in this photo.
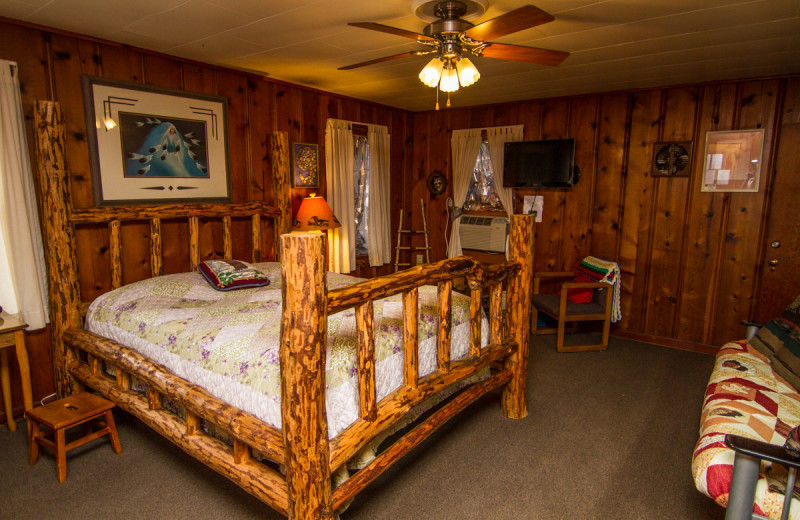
[750,294,800,391]
[197,259,270,291]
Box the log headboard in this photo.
[33,100,292,396]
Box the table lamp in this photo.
[292,194,341,232]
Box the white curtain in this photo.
[486,125,524,219]
[447,128,482,258]
[0,61,49,329]
[367,124,391,267]
[325,119,355,273]
[486,124,524,257]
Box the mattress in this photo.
[86,262,487,439]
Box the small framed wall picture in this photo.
[426,170,448,196]
[701,129,765,192]
[291,142,319,188]
[651,141,693,177]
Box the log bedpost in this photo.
[501,214,535,419]
[271,132,292,252]
[33,101,83,398]
[279,232,333,520]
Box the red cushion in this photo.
[565,272,595,303]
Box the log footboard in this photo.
[65,337,289,514]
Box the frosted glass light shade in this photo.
[418,58,444,87]
[456,57,480,87]
[439,66,459,92]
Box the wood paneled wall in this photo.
[406,78,799,349]
[0,18,409,419]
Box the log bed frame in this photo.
[33,100,535,519]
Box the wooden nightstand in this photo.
[0,312,33,432]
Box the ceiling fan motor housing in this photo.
[424,18,473,39]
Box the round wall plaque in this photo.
[426,170,448,196]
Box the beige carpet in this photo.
[0,335,725,519]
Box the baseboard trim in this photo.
[610,330,720,355]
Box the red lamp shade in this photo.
[292,194,341,232]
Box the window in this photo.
[324,119,391,273]
[462,139,505,213]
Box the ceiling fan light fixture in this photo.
[439,64,460,92]
[456,56,480,87]
[419,58,444,87]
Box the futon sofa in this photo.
[693,295,800,518]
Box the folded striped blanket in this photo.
[575,256,621,323]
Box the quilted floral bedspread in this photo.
[692,341,800,518]
[86,262,486,439]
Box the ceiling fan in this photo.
[340,1,568,101]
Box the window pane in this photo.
[463,140,505,212]
[353,136,370,256]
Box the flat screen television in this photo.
[503,138,578,188]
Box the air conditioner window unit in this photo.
[459,216,508,253]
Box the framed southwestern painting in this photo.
[82,76,231,205]
[291,142,319,188]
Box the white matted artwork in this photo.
[522,195,543,222]
[82,75,231,205]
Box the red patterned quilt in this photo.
[693,341,800,518]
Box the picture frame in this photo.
[81,75,231,206]
[426,170,448,196]
[651,141,693,177]
[291,142,319,188]
[701,129,765,192]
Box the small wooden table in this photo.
[0,312,33,432]
[27,392,123,483]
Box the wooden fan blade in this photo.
[339,51,429,71]
[348,22,435,42]
[480,43,568,66]
[464,5,554,42]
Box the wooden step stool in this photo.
[26,392,123,482]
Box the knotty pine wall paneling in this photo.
[562,96,599,272]
[423,109,451,266]
[403,77,798,350]
[754,77,800,323]
[590,93,628,264]
[709,80,779,343]
[534,98,570,271]
[619,90,662,333]
[644,86,700,339]
[247,78,276,260]
[677,83,740,343]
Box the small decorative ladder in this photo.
[394,198,431,272]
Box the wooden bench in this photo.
[27,392,123,482]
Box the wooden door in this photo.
[754,79,800,322]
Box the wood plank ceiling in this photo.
[1,0,798,111]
